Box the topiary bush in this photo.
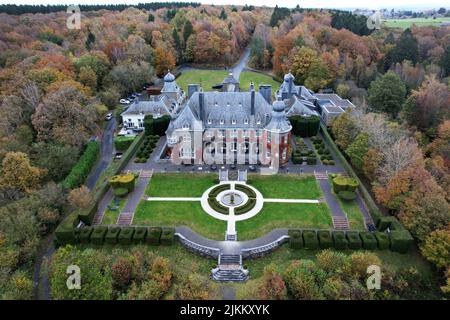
[306,156,317,165]
[332,231,348,250]
[318,230,333,249]
[235,184,257,198]
[346,231,362,249]
[160,227,175,245]
[109,173,136,192]
[360,232,377,250]
[332,175,359,193]
[79,226,93,244]
[389,230,414,254]
[132,227,147,244]
[235,198,256,215]
[105,226,121,244]
[374,232,390,250]
[54,212,80,245]
[146,227,162,245]
[113,187,129,198]
[90,226,108,245]
[118,227,134,245]
[303,230,319,249]
[338,190,356,201]
[288,229,303,249]
[208,198,229,214]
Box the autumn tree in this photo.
[31,87,97,149]
[331,109,360,150]
[68,186,93,209]
[259,265,287,300]
[174,273,210,300]
[0,152,46,200]
[291,47,318,84]
[420,225,450,270]
[345,132,369,173]
[153,47,176,77]
[368,71,406,118]
[78,66,97,91]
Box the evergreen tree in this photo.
[391,28,419,65]
[219,8,227,20]
[439,45,450,77]
[270,6,291,27]
[148,13,155,22]
[368,71,406,118]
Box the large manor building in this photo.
[121,71,355,166]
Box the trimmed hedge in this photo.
[374,232,390,250]
[290,115,320,137]
[113,187,129,198]
[146,227,162,245]
[390,230,414,254]
[109,173,136,192]
[332,175,359,193]
[235,184,257,198]
[209,184,231,198]
[208,198,229,214]
[235,198,256,215]
[346,231,362,249]
[78,202,98,225]
[338,190,356,201]
[90,226,108,245]
[303,230,319,249]
[288,229,303,249]
[360,232,377,250]
[118,227,135,245]
[54,212,80,245]
[318,230,333,249]
[160,227,175,245]
[144,115,170,136]
[132,226,147,244]
[114,135,136,151]
[332,231,348,250]
[62,141,100,189]
[306,156,317,165]
[79,226,93,244]
[105,227,121,244]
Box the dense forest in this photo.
[0,4,448,299]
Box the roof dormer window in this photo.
[207,118,212,125]
[244,118,249,125]
[220,118,224,125]
[182,123,189,129]
[231,118,236,125]
[227,102,230,107]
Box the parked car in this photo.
[105,112,113,121]
[119,99,131,105]
[114,152,123,160]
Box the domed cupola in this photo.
[265,99,292,133]
[164,70,176,82]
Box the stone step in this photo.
[211,269,248,282]
[332,216,349,230]
[220,254,241,265]
[140,170,153,178]
[92,212,103,225]
[117,212,133,225]
[314,172,329,180]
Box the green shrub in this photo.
[54,212,79,245]
[346,231,362,249]
[105,227,121,244]
[235,198,256,215]
[114,136,136,151]
[209,184,230,198]
[328,160,335,165]
[389,230,414,254]
[109,173,136,192]
[144,115,170,136]
[322,159,329,165]
[160,227,175,245]
[332,175,359,193]
[79,227,93,244]
[376,216,403,231]
[132,227,147,244]
[90,226,108,245]
[118,227,135,245]
[374,232,390,250]
[306,156,317,165]
[235,184,257,198]
[332,231,348,250]
[208,198,229,214]
[288,229,303,249]
[338,190,356,201]
[303,230,319,249]
[360,232,377,250]
[62,141,100,189]
[318,230,333,249]
[113,187,129,198]
[78,202,98,225]
[146,227,162,245]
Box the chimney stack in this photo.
[199,88,204,121]
[188,84,200,99]
[250,82,255,116]
[259,84,272,104]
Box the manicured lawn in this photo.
[239,71,281,92]
[383,17,450,29]
[236,203,332,241]
[248,174,322,199]
[145,173,217,197]
[101,197,127,225]
[176,70,228,92]
[133,200,227,240]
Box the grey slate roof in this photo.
[121,95,174,116]
[314,93,354,109]
[285,95,319,117]
[167,91,273,134]
[161,71,181,93]
[265,100,292,132]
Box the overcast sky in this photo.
[0,0,447,10]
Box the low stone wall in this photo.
[175,232,220,259]
[241,235,290,259]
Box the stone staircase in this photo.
[92,211,104,225]
[211,254,248,282]
[332,216,349,230]
[314,172,329,180]
[117,211,133,225]
[226,233,237,241]
[140,170,154,178]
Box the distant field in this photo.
[239,71,281,92]
[383,17,450,29]
[176,70,228,92]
